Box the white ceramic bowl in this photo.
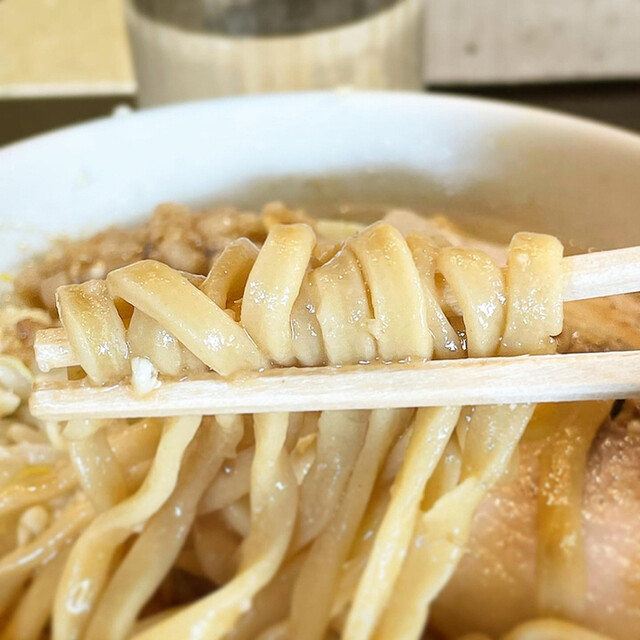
[1,92,640,271]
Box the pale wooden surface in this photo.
[29,351,640,419]
[426,0,640,84]
[0,0,135,98]
[562,248,640,301]
[35,328,76,372]
[2,0,639,100]
[4,0,639,99]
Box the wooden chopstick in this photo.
[562,247,640,300]
[35,328,78,372]
[29,242,640,420]
[33,245,640,374]
[29,351,640,420]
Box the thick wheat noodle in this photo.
[108,262,267,376]
[85,415,244,640]
[454,406,473,451]
[343,406,461,640]
[56,223,565,640]
[369,233,563,639]
[328,488,393,621]
[201,237,260,310]
[340,234,507,638]
[0,463,77,516]
[337,233,556,639]
[132,412,298,640]
[0,498,93,593]
[311,247,375,365]
[421,437,462,511]
[288,409,413,640]
[333,409,523,637]
[129,607,186,636]
[456,618,619,640]
[0,512,87,621]
[127,310,199,378]
[290,272,325,366]
[436,247,505,358]
[290,438,318,487]
[290,410,367,553]
[379,421,413,483]
[1,546,70,640]
[350,224,433,360]
[241,225,316,365]
[3,215,595,640]
[330,551,368,625]
[284,412,312,450]
[198,446,254,514]
[54,225,562,385]
[52,415,202,640]
[501,618,615,640]
[498,233,563,356]
[52,223,441,388]
[196,419,307,526]
[377,478,488,639]
[56,280,128,384]
[0,418,162,515]
[406,234,463,359]
[375,405,535,640]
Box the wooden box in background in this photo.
[1,0,640,146]
[427,0,640,84]
[0,0,136,146]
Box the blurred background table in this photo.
[0,0,135,144]
[1,0,639,146]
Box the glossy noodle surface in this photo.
[0,203,637,640]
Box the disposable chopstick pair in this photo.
[29,245,640,420]
[29,351,640,420]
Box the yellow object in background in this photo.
[0,0,135,146]
[0,0,135,98]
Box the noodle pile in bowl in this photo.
[0,203,636,640]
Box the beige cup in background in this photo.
[127,0,425,107]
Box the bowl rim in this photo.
[2,90,640,156]
[2,90,639,272]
